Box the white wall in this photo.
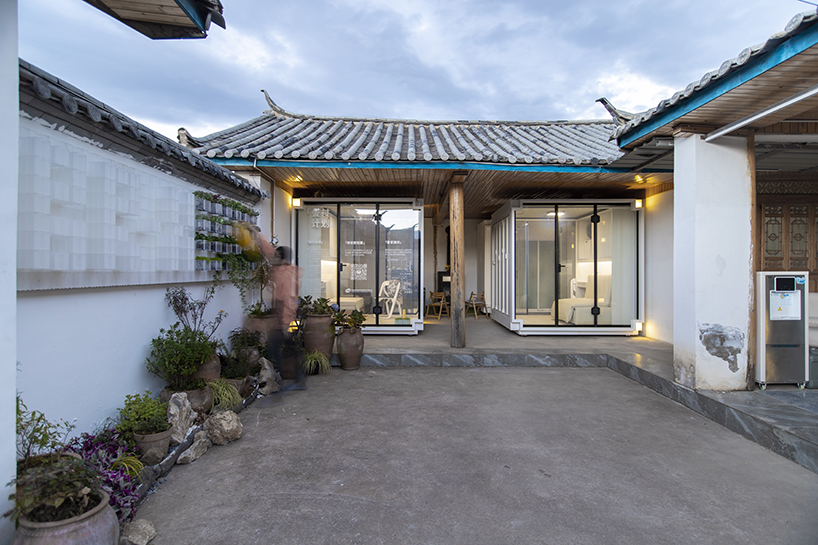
[17,281,247,436]
[1,1,19,541]
[273,185,292,251]
[673,135,753,390]
[645,190,674,342]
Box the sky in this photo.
[17,0,810,141]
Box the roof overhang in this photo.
[83,0,226,39]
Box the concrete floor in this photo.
[138,366,818,545]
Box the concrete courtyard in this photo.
[137,366,818,545]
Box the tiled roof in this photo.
[18,59,261,198]
[612,10,818,141]
[185,95,623,167]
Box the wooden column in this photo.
[449,179,466,348]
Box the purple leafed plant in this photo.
[66,428,142,522]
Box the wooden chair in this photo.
[425,291,449,320]
[465,292,487,319]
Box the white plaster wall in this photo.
[273,185,292,251]
[17,281,247,435]
[1,1,19,541]
[674,135,753,390]
[464,219,479,298]
[645,190,674,342]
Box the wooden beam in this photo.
[450,180,466,348]
[274,179,294,196]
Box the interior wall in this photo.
[1,1,19,540]
[423,219,479,311]
[273,185,292,251]
[645,190,674,342]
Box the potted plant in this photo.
[302,349,331,375]
[208,379,244,413]
[335,309,367,370]
[116,391,172,464]
[146,285,226,411]
[300,296,336,361]
[223,327,263,396]
[6,396,119,544]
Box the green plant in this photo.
[116,392,170,440]
[209,379,242,413]
[332,309,348,327]
[347,310,367,329]
[14,396,74,472]
[164,285,226,341]
[8,455,101,524]
[221,252,272,315]
[310,297,333,315]
[146,324,218,391]
[228,327,264,351]
[302,350,331,375]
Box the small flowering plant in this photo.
[66,429,143,522]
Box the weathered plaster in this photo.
[698,322,745,373]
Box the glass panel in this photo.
[378,206,421,325]
[597,205,638,326]
[339,205,378,324]
[556,206,595,326]
[296,205,337,301]
[515,206,557,325]
[790,205,809,270]
[764,205,783,270]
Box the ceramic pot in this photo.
[303,314,334,360]
[337,328,364,370]
[160,385,213,412]
[225,376,253,398]
[13,491,119,545]
[192,352,221,382]
[134,428,173,464]
[244,314,278,346]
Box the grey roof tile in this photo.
[187,101,622,166]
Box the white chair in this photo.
[379,279,402,319]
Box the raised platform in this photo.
[353,318,818,474]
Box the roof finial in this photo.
[261,89,278,111]
[596,97,634,126]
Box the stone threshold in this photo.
[353,351,818,475]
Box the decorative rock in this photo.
[258,357,281,395]
[140,446,166,466]
[176,431,211,464]
[120,519,156,545]
[168,393,195,446]
[205,411,243,445]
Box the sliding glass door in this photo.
[297,202,421,327]
[514,203,638,327]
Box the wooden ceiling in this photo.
[236,165,670,220]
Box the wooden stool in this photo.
[426,291,449,320]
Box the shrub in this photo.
[146,324,217,392]
[116,392,170,440]
[302,350,331,375]
[209,379,242,413]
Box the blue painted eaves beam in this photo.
[618,21,818,149]
[211,158,652,174]
[174,0,208,32]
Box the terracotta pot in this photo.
[192,352,221,382]
[13,490,119,545]
[160,385,213,412]
[303,314,335,360]
[134,427,173,464]
[225,376,253,398]
[337,328,364,370]
[244,314,278,346]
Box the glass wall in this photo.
[296,202,421,328]
[514,203,638,327]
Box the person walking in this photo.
[255,236,305,390]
